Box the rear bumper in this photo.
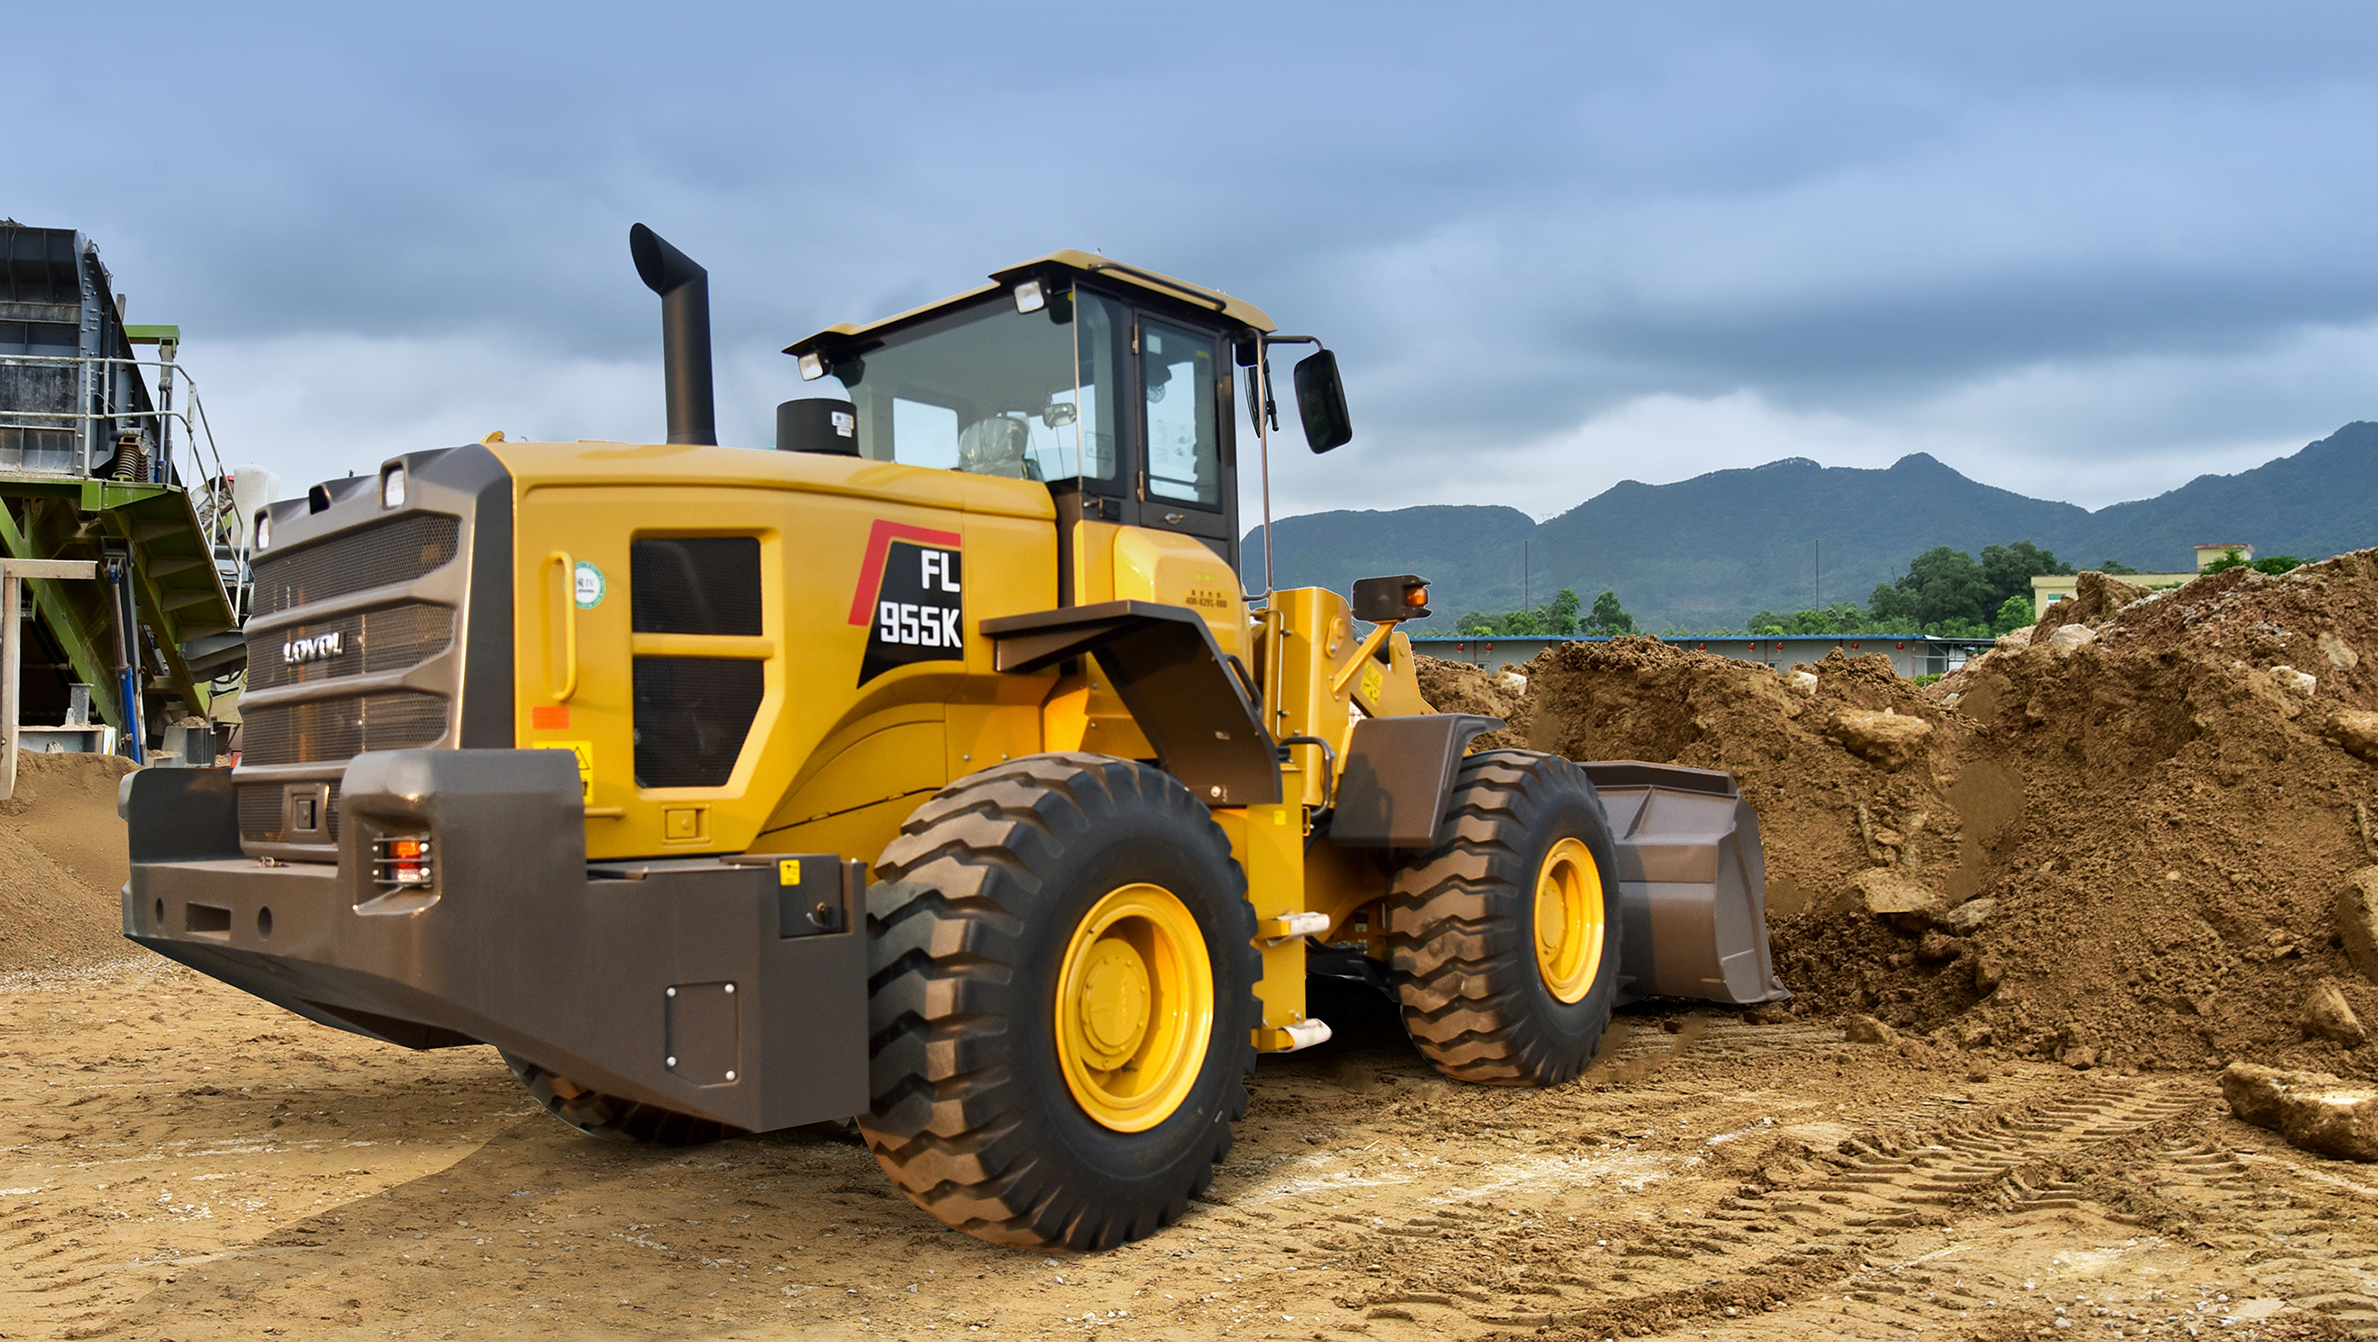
[123,749,868,1132]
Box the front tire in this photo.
[858,753,1260,1249]
[1387,749,1623,1085]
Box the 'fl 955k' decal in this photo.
[850,519,963,685]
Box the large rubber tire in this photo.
[1387,749,1624,1086]
[499,1050,745,1146]
[858,752,1260,1249]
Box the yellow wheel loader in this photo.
[123,227,1785,1250]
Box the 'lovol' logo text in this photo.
[850,519,963,685]
[281,630,344,667]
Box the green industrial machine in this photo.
[0,223,246,757]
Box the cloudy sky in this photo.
[13,3,2376,525]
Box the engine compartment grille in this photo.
[252,513,460,615]
[240,692,450,767]
[247,602,455,690]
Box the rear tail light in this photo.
[373,833,435,891]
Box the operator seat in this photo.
[956,415,1041,481]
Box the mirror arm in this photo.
[1247,337,1332,605]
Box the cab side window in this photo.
[1140,319,1219,508]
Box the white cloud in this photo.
[176,333,665,496]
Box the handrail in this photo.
[547,551,579,702]
[1,350,247,552]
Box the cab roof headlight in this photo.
[1013,279,1046,314]
[381,463,406,509]
[253,511,271,550]
[797,350,826,381]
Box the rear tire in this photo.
[500,1050,745,1146]
[858,753,1260,1249]
[1387,749,1623,1086]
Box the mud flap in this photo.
[1583,762,1789,1006]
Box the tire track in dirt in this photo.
[1330,1059,2217,1338]
[1264,1014,2368,1342]
[13,971,2378,1340]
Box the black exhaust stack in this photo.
[628,223,717,446]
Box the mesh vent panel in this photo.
[237,785,281,843]
[247,603,455,690]
[253,514,460,614]
[632,658,764,789]
[632,537,762,636]
[240,693,449,766]
[234,783,343,845]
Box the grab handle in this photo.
[547,550,578,702]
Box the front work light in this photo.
[253,511,271,550]
[797,351,827,381]
[381,464,406,509]
[1013,279,1046,313]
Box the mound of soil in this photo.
[1422,549,2378,1081]
[1410,655,1531,749]
[0,751,138,973]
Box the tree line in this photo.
[1456,587,1635,637]
[1446,539,2312,642]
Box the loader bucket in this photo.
[1583,762,1789,1006]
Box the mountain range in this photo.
[1242,421,2378,632]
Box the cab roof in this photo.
[782,250,1276,362]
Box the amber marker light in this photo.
[373,834,436,891]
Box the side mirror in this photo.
[1292,349,1353,453]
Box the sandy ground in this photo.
[6,964,2374,1342]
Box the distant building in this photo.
[1410,633,1992,678]
[2029,541,2247,613]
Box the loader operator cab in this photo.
[782,251,1342,581]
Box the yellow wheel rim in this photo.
[1054,883,1215,1133]
[1533,837,1606,1004]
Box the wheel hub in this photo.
[1075,938,1153,1067]
[1054,882,1216,1133]
[1533,836,1606,1004]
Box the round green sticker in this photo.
[573,560,606,609]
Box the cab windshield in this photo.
[822,289,1123,485]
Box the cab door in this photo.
[1128,312,1236,563]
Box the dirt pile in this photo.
[1429,549,2378,1081]
[1410,654,1531,749]
[0,751,138,973]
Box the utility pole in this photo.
[1815,539,1821,609]
[1523,540,1530,610]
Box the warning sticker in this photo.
[540,740,594,798]
[851,520,963,686]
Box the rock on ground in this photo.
[1828,709,1932,769]
[1849,867,1943,921]
[2303,979,2367,1046]
[2221,1062,2378,1161]
[2340,868,2378,984]
[1941,897,1998,936]
[2327,710,2378,763]
[1843,1015,1898,1044]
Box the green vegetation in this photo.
[1744,540,2070,638]
[2198,548,2309,576]
[1457,587,1635,637]
[1439,540,2316,645]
